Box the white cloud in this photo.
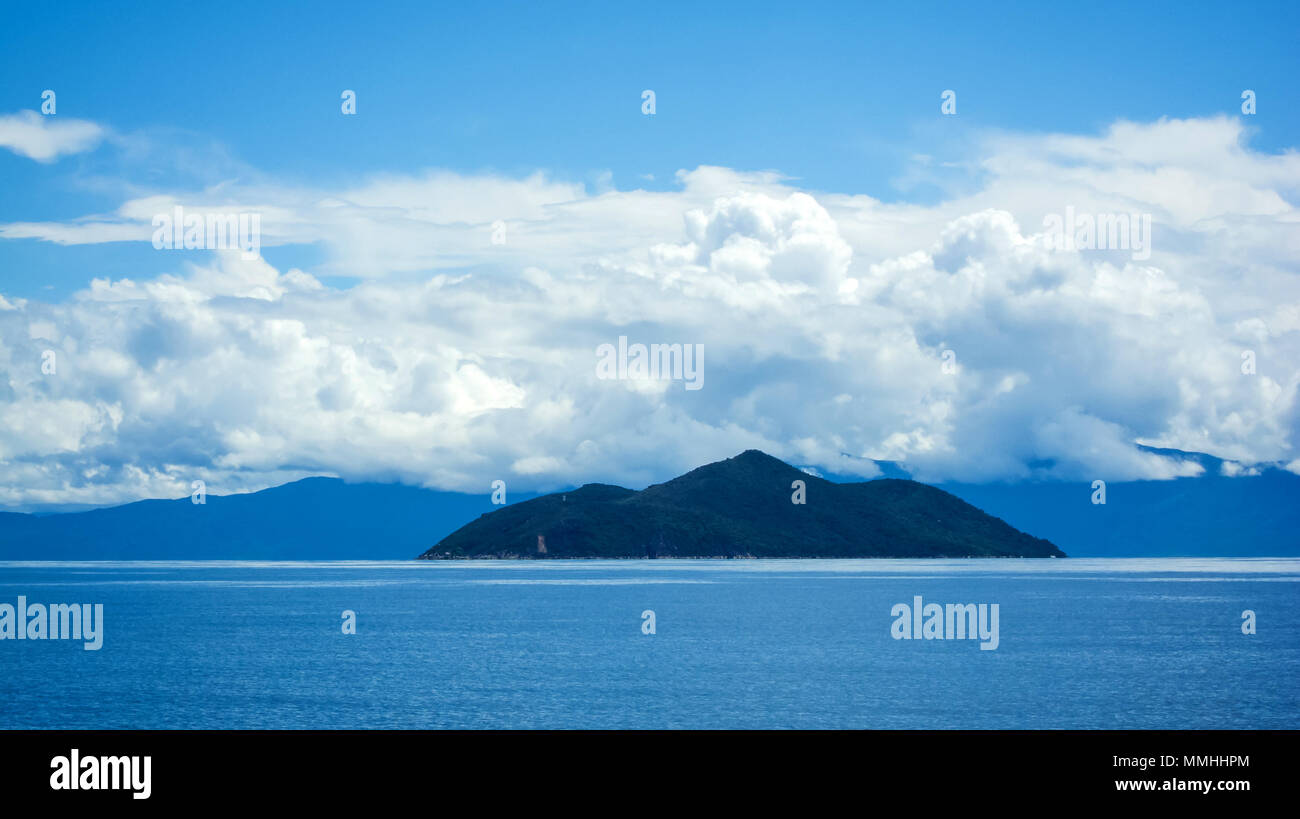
[0,117,1297,506]
[0,110,104,162]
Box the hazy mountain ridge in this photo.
[0,478,537,560]
[819,446,1300,558]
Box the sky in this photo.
[0,0,1297,508]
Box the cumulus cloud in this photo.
[0,110,104,162]
[0,117,1297,507]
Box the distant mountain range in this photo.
[420,450,1063,558]
[0,479,536,560]
[0,448,1296,559]
[938,467,1300,558]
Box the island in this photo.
[418,450,1064,559]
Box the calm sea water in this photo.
[1,558,1296,729]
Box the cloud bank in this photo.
[1,116,1297,507]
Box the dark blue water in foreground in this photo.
[2,559,1297,729]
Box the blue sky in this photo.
[3,0,1298,297]
[0,1,1298,507]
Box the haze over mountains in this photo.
[0,448,1295,560]
[0,480,536,560]
[922,446,1297,559]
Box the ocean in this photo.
[1,558,1296,729]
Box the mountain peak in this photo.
[731,449,792,466]
[690,449,809,478]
